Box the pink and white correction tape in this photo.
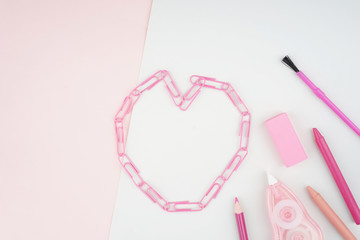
[266,173,323,240]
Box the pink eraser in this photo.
[265,113,307,167]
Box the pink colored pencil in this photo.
[313,128,360,225]
[235,198,249,240]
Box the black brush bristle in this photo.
[282,55,299,73]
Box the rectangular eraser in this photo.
[265,113,307,167]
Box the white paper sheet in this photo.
[109,1,360,239]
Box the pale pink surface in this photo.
[0,0,152,239]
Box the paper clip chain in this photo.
[114,70,251,212]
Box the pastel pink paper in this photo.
[0,0,152,239]
[265,113,307,167]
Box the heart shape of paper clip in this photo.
[114,70,251,212]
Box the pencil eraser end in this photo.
[265,113,307,167]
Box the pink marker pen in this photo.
[313,128,360,225]
[266,173,323,240]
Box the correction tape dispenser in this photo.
[266,173,323,240]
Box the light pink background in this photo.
[0,0,152,239]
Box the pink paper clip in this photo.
[165,201,204,212]
[114,71,251,212]
[200,176,226,208]
[134,70,164,94]
[190,75,230,91]
[163,71,183,106]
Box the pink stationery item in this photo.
[313,128,360,225]
[235,197,249,240]
[265,113,307,167]
[266,173,323,240]
[115,70,251,212]
[307,186,357,240]
[282,55,360,137]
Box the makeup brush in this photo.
[282,55,360,137]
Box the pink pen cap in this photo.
[265,113,307,167]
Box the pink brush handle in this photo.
[297,71,360,137]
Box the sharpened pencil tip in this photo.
[234,197,243,214]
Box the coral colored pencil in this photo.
[307,186,357,240]
[235,198,249,240]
